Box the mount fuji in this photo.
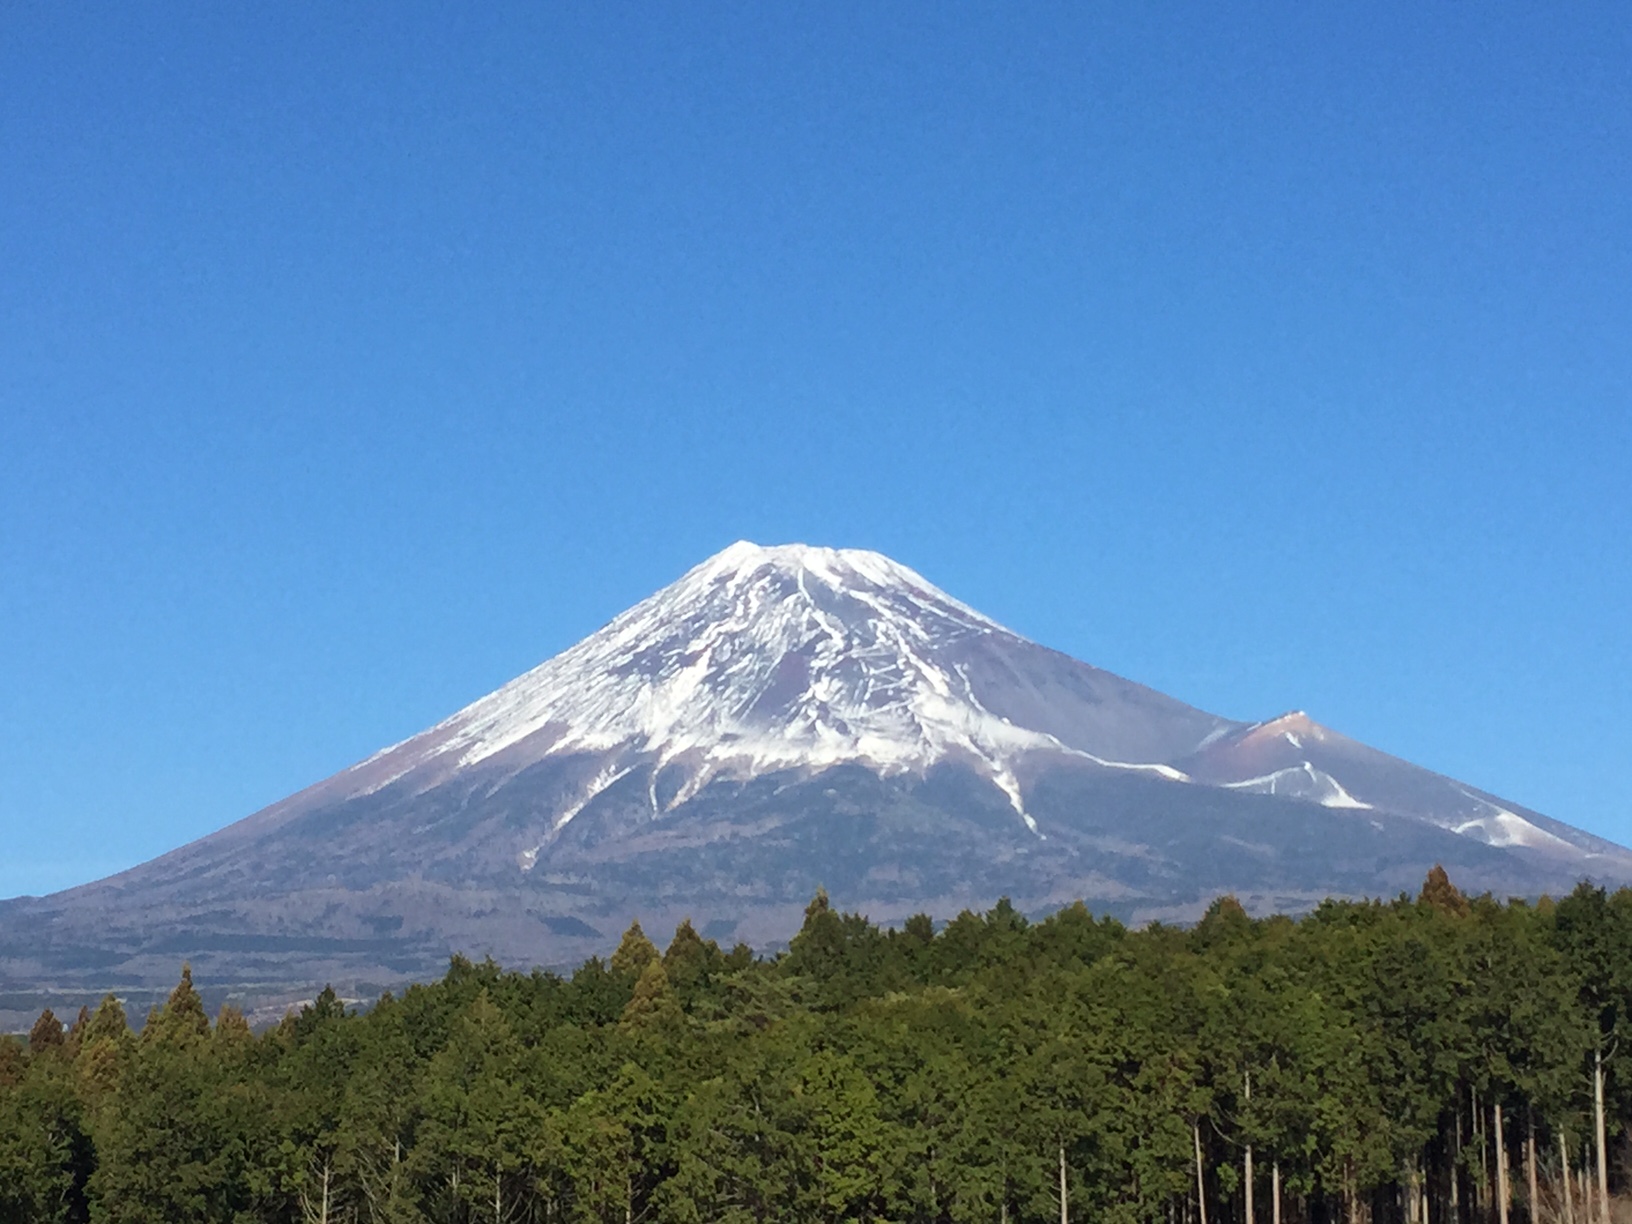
[3,541,1627,1010]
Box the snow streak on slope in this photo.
[1449,788,1577,851]
[1222,763,1372,810]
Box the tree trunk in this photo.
[1597,1049,1611,1224]
[1527,1112,1538,1224]
[1196,1120,1209,1224]
[301,1156,334,1224]
[1462,1109,1475,1224]
[1061,1141,1070,1224]
[1486,1097,1496,1224]
[1497,1101,1511,1224]
[1274,1162,1282,1224]
[1564,1132,1576,1224]
[1246,1072,1256,1224]
[1476,1087,1487,1223]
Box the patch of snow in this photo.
[517,764,633,870]
[1318,773,1370,810]
[1222,762,1372,810]
[1448,789,1577,851]
[1074,753,1191,781]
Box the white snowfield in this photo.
[374,542,1176,836]
[1449,788,1577,852]
[1221,763,1372,810]
[344,541,1592,860]
[438,541,1027,771]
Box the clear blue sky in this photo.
[3,4,1629,898]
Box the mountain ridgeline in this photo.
[1,541,1627,1013]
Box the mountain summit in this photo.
[2,541,1626,1011]
[335,541,1229,844]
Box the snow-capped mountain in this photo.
[2,541,1626,1014]
[319,541,1230,843]
[310,541,1601,860]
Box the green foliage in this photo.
[621,959,684,1033]
[145,964,211,1048]
[26,1011,64,1057]
[610,921,660,979]
[6,873,1632,1223]
[1420,863,1471,916]
[0,1048,92,1223]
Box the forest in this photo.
[5,868,1632,1224]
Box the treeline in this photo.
[5,870,1632,1224]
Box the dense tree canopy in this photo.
[3,873,1631,1224]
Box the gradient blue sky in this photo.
[3,4,1629,899]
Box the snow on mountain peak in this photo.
[693,541,1007,631]
[368,543,1072,827]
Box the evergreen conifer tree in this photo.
[1419,864,1471,916]
[621,958,684,1031]
[610,920,660,978]
[82,993,129,1046]
[27,1009,65,1054]
[148,964,211,1044]
[214,1004,252,1044]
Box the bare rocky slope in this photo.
[3,541,1626,1024]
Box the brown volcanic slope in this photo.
[2,542,1626,1025]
